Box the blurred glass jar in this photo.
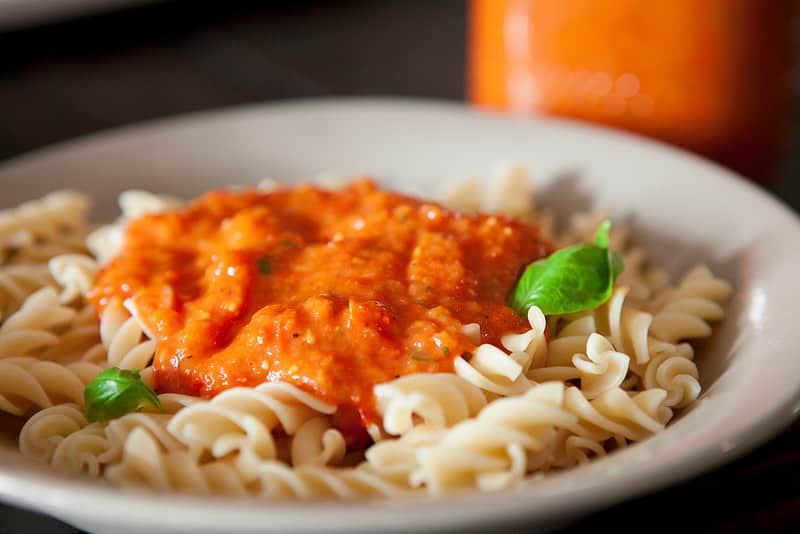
[469,0,797,183]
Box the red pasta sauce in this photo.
[89,181,550,446]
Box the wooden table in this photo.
[0,2,798,532]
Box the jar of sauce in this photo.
[469,0,797,183]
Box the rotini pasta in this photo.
[18,402,88,464]
[452,307,547,396]
[98,300,156,385]
[0,263,57,320]
[0,191,89,246]
[649,266,732,343]
[4,174,730,501]
[166,383,336,463]
[374,373,487,436]
[0,357,102,416]
[105,425,409,498]
[48,253,100,304]
[0,288,76,352]
[411,382,577,494]
[40,304,106,364]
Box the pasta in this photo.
[411,382,576,494]
[0,263,57,320]
[0,357,102,416]
[40,303,106,364]
[48,253,100,304]
[374,373,487,436]
[99,300,156,387]
[3,170,731,500]
[166,382,337,463]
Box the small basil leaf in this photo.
[84,368,162,423]
[510,244,612,315]
[509,220,624,316]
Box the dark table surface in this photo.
[0,1,799,533]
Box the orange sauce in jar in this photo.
[470,0,796,182]
[89,181,550,444]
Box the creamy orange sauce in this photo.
[89,181,550,443]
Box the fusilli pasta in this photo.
[5,175,731,501]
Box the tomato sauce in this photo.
[89,181,550,441]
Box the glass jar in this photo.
[469,0,797,183]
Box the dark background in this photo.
[0,1,798,532]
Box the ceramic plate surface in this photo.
[0,99,798,534]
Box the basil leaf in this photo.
[84,368,162,423]
[509,220,623,316]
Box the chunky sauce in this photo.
[89,181,550,441]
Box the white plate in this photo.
[0,98,798,534]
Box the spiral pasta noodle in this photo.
[105,426,409,498]
[453,307,547,396]
[166,382,337,463]
[0,357,102,416]
[99,300,156,386]
[411,382,576,494]
[40,304,106,364]
[649,266,733,344]
[0,191,89,246]
[18,403,88,464]
[0,288,76,352]
[571,333,630,399]
[19,392,199,475]
[0,263,56,320]
[375,373,487,436]
[48,253,100,304]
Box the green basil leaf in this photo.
[84,368,161,423]
[509,220,623,316]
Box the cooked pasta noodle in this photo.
[649,266,732,343]
[40,303,106,364]
[166,383,337,463]
[0,191,89,246]
[48,253,100,304]
[18,403,88,463]
[290,417,347,467]
[0,287,75,338]
[106,426,410,498]
[0,263,57,319]
[99,300,155,386]
[411,382,577,494]
[374,374,487,436]
[571,333,630,399]
[452,307,547,397]
[5,170,731,500]
[0,357,102,416]
[5,227,90,266]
